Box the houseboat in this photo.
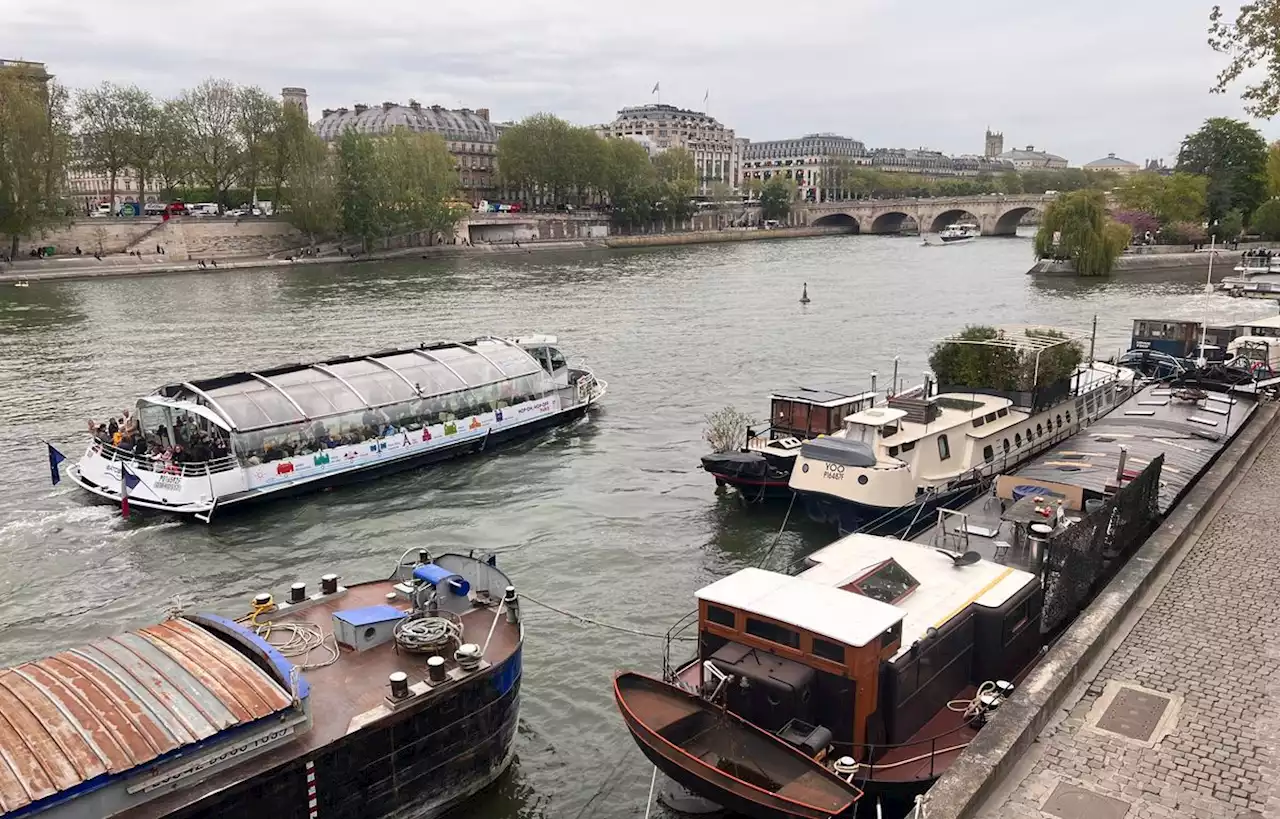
[0,549,523,819]
[66,335,606,520]
[619,366,1261,817]
[938,223,980,242]
[701,388,877,501]
[790,328,1135,537]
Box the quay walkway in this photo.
[966,413,1280,819]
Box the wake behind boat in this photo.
[65,335,605,520]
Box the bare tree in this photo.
[75,82,133,209]
[119,87,162,206]
[153,100,192,199]
[173,78,243,211]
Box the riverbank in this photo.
[1027,242,1271,276]
[0,225,848,284]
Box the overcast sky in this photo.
[6,0,1277,165]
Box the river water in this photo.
[0,233,1268,818]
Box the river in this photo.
[0,233,1268,818]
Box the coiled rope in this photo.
[394,611,463,654]
[238,597,340,670]
[519,593,696,641]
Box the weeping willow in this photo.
[1034,190,1130,276]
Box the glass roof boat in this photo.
[66,335,606,521]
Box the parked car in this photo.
[143,202,168,216]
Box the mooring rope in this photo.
[519,592,696,641]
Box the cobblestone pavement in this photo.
[977,434,1280,819]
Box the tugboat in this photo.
[937,223,980,243]
[0,549,523,819]
[64,334,606,521]
[701,388,877,501]
[789,327,1135,536]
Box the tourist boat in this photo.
[1231,249,1279,276]
[700,388,877,501]
[0,549,523,819]
[790,328,1136,537]
[622,365,1262,816]
[938,223,979,242]
[65,335,606,520]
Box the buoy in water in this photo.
[799,283,810,304]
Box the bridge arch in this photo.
[928,209,981,234]
[993,206,1041,236]
[870,211,913,234]
[812,212,860,232]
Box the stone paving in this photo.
[977,433,1280,819]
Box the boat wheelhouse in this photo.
[623,534,1040,813]
[790,327,1135,537]
[701,388,877,501]
[0,550,523,819]
[67,335,605,520]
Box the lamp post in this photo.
[1198,222,1218,368]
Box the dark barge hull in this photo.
[165,652,522,819]
[701,452,795,502]
[71,403,590,521]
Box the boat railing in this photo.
[838,718,978,780]
[662,610,699,682]
[87,439,239,477]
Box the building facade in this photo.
[996,145,1069,170]
[1083,153,1140,176]
[739,133,870,201]
[602,104,739,195]
[314,101,500,201]
[869,148,1013,177]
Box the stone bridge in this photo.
[800,194,1053,235]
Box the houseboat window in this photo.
[773,400,792,425]
[547,347,568,372]
[1002,598,1034,645]
[972,417,985,428]
[1015,433,1023,448]
[1056,414,1062,428]
[745,618,800,649]
[846,559,919,604]
[1136,321,1148,336]
[809,407,831,435]
[706,605,736,628]
[1065,409,1072,423]
[996,408,1009,418]
[982,445,994,462]
[985,413,997,423]
[812,637,845,663]
[901,440,916,452]
[881,621,902,648]
[888,445,900,457]
[937,434,951,461]
[1002,438,1010,453]
[1036,423,1043,437]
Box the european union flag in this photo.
[47,443,66,485]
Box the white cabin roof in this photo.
[845,407,908,427]
[696,567,904,648]
[801,534,1036,659]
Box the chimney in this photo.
[354,103,368,115]
[1026,145,1035,151]
[321,108,334,118]
[408,99,421,111]
[382,101,395,111]
[476,107,490,122]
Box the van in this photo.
[189,203,220,216]
[143,202,167,216]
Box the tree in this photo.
[1208,1,1280,117]
[1034,189,1129,276]
[75,83,134,209]
[653,147,696,185]
[282,130,338,246]
[1110,210,1159,241]
[0,71,71,258]
[1211,208,1244,240]
[174,78,244,211]
[337,129,385,252]
[1251,199,1280,240]
[759,176,794,221]
[1155,172,1209,224]
[496,113,604,205]
[119,88,162,206]
[1113,171,1166,213]
[1267,141,1280,199]
[1176,117,1267,223]
[236,86,281,204]
[153,101,192,199]
[377,129,462,242]
[269,102,312,206]
[651,147,698,225]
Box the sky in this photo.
[5,0,1279,165]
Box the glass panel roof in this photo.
[347,369,417,405]
[205,380,304,427]
[430,345,504,385]
[377,352,467,394]
[480,341,543,377]
[265,368,367,415]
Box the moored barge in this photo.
[66,335,605,520]
[0,551,522,819]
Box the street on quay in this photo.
[973,419,1280,819]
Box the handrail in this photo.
[87,439,238,476]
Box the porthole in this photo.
[858,474,869,485]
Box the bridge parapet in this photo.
[800,194,1053,236]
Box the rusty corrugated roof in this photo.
[0,618,292,815]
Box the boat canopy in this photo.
[159,338,545,432]
[138,395,233,431]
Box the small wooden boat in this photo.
[614,672,863,819]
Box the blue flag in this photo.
[122,464,142,492]
[47,443,65,485]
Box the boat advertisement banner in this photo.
[245,397,561,491]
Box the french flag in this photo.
[121,463,141,518]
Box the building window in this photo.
[706,605,735,628]
[938,434,951,461]
[745,617,800,649]
[812,637,845,663]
